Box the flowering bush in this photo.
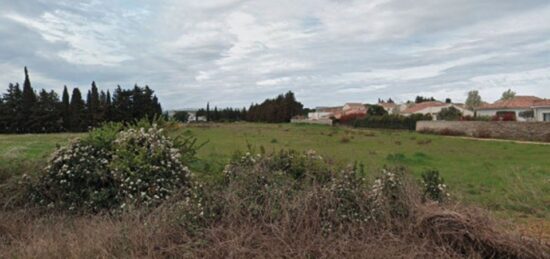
[30,123,195,212]
[421,170,449,203]
[369,167,410,219]
[320,166,370,231]
[29,140,117,211]
[111,126,191,208]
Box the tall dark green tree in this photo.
[87,81,101,127]
[0,68,163,133]
[30,89,62,132]
[69,88,86,131]
[415,96,436,104]
[206,102,210,122]
[111,85,132,122]
[246,91,303,123]
[104,90,112,121]
[62,85,70,130]
[0,83,23,132]
[21,67,37,131]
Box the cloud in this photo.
[4,11,133,66]
[0,0,549,109]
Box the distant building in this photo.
[476,96,550,122]
[308,106,343,120]
[378,102,401,115]
[342,103,367,116]
[401,101,474,119]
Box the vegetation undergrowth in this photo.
[0,133,549,258]
[0,122,548,258]
[21,119,200,212]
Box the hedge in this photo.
[350,114,433,131]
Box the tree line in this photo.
[0,67,162,133]
[192,91,304,123]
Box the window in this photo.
[544,113,550,122]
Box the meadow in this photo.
[1,123,548,228]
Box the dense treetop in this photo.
[0,67,162,133]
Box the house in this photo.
[378,102,399,115]
[342,103,367,116]
[401,101,474,119]
[476,96,550,122]
[533,100,550,122]
[307,103,367,122]
[308,106,343,120]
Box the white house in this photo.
[533,100,550,122]
[401,101,474,119]
[308,106,343,120]
[476,96,550,122]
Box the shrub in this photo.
[340,136,351,143]
[353,114,432,131]
[492,112,516,121]
[338,113,367,124]
[217,150,414,229]
[9,149,549,258]
[386,153,406,163]
[29,122,196,212]
[369,167,411,219]
[366,105,388,116]
[110,127,192,208]
[421,170,449,203]
[28,140,118,211]
[437,107,462,121]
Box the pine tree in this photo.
[69,88,86,131]
[31,89,62,132]
[111,85,132,122]
[21,67,37,132]
[0,83,23,132]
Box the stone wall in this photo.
[291,118,333,126]
[416,121,550,142]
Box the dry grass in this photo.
[1,183,548,258]
[1,149,548,258]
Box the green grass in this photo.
[1,123,549,221]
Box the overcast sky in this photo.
[1,0,549,109]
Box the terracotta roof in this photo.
[344,103,365,108]
[477,96,542,110]
[378,102,397,109]
[401,101,447,113]
[532,99,550,107]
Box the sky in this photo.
[0,0,549,110]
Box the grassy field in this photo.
[1,123,549,224]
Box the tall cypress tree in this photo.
[62,85,70,130]
[89,81,100,126]
[206,102,210,122]
[21,67,37,132]
[105,90,112,121]
[69,88,86,132]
